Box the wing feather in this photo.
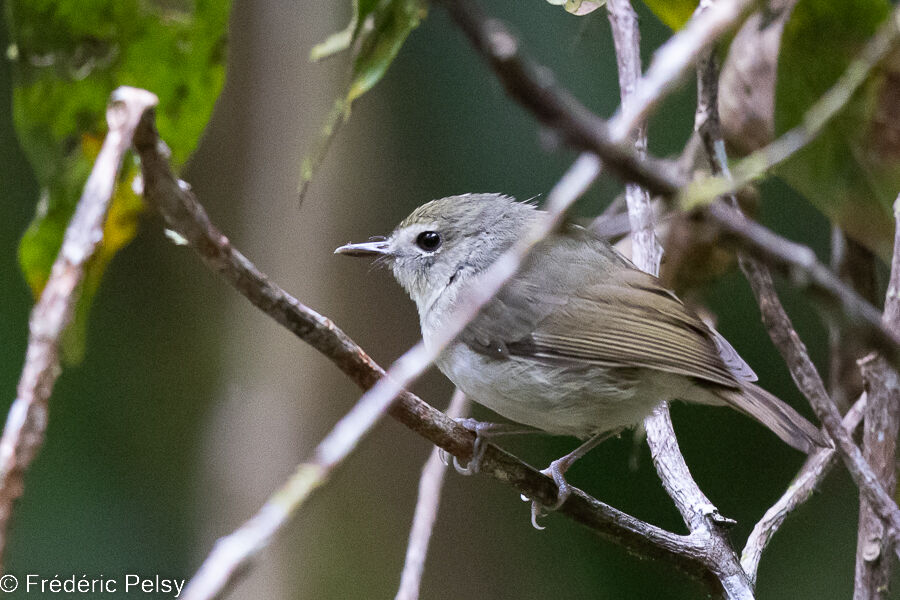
[461,229,746,390]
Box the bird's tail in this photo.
[714,383,827,453]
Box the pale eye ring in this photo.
[416,231,442,252]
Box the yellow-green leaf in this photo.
[10,0,230,363]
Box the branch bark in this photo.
[608,3,753,597]
[693,45,900,566]
[0,87,158,569]
[853,195,900,600]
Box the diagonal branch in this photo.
[693,45,900,565]
[0,87,159,569]
[131,104,725,599]
[741,394,866,584]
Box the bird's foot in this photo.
[528,456,577,529]
[527,430,620,529]
[443,419,536,475]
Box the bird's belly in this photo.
[436,343,684,438]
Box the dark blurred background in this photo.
[0,1,871,598]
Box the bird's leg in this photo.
[530,429,622,528]
[447,418,540,475]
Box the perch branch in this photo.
[131,105,725,599]
[0,87,158,569]
[395,389,469,600]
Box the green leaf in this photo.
[640,0,697,29]
[775,0,897,260]
[9,0,230,363]
[300,0,426,199]
[545,0,606,16]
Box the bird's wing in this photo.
[462,233,751,389]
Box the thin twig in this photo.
[739,254,900,560]
[131,108,725,597]
[437,0,683,197]
[609,3,753,598]
[741,394,867,584]
[0,87,158,568]
[610,0,759,141]
[395,389,469,600]
[680,3,900,209]
[854,194,900,600]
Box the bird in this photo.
[335,193,823,511]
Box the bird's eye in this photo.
[415,231,442,252]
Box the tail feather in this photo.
[716,383,827,453]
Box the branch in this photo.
[395,389,469,600]
[741,394,867,584]
[131,105,725,598]
[610,0,760,141]
[0,87,158,568]
[854,194,900,599]
[436,0,683,197]
[704,204,900,380]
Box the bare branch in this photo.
[0,87,158,567]
[395,389,469,600]
[131,106,726,597]
[742,394,867,584]
[437,0,682,196]
[704,204,900,377]
[737,250,900,560]
[854,194,900,600]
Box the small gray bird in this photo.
[336,194,822,504]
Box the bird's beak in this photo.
[334,240,390,257]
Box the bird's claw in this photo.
[529,458,576,529]
[452,418,491,475]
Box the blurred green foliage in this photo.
[776,0,898,261]
[640,0,697,29]
[8,0,229,361]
